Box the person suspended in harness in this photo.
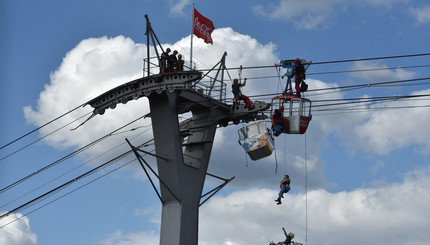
[232,78,253,109]
[275,175,290,205]
[271,108,290,137]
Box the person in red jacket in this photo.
[271,108,289,136]
[293,58,305,97]
[232,78,253,109]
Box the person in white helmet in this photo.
[282,228,294,244]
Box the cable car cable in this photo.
[0,148,135,221]
[0,114,147,194]
[0,157,137,229]
[196,52,430,72]
[310,53,430,65]
[0,131,153,210]
[244,77,430,101]
[0,103,86,151]
[0,111,92,163]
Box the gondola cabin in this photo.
[238,120,275,161]
[271,94,312,134]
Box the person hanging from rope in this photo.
[271,107,289,136]
[160,48,171,73]
[275,174,290,205]
[293,58,311,97]
[232,78,253,109]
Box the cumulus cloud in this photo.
[98,166,430,245]
[198,166,430,245]
[410,5,430,24]
[0,213,38,245]
[349,61,417,81]
[253,0,342,30]
[253,0,413,30]
[168,0,191,16]
[364,0,411,8]
[101,230,159,245]
[351,89,430,155]
[23,35,149,154]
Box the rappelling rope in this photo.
[275,63,283,95]
[304,132,308,245]
[237,65,249,168]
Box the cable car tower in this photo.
[84,15,269,245]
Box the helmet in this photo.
[178,54,182,59]
[166,48,171,53]
[295,58,300,63]
[233,78,239,83]
[173,50,178,55]
[289,232,295,239]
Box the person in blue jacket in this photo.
[275,175,290,205]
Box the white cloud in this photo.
[99,166,430,245]
[168,0,191,16]
[253,0,341,30]
[199,166,430,245]
[410,5,430,24]
[253,0,413,30]
[101,230,159,245]
[0,213,38,245]
[364,0,411,8]
[351,89,430,155]
[350,61,417,81]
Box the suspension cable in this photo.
[0,103,86,150]
[0,115,147,194]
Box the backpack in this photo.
[300,81,308,92]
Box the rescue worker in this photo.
[293,58,305,97]
[282,228,295,245]
[167,50,178,72]
[281,60,295,95]
[232,78,253,109]
[160,48,171,73]
[275,174,290,205]
[175,54,184,71]
[271,108,289,136]
[270,228,295,245]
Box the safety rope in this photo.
[304,132,308,245]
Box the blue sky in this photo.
[1,0,430,245]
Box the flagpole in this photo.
[190,3,194,70]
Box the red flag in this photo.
[193,8,215,44]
